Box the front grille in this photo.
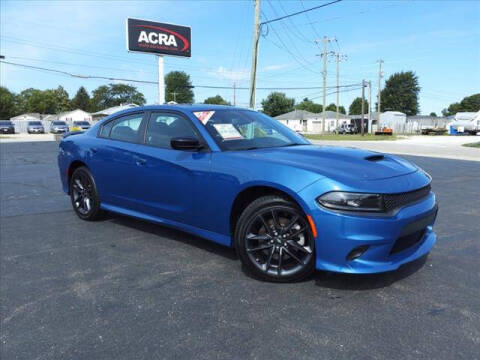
[384,185,431,212]
[390,229,425,254]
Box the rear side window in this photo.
[101,113,144,143]
[145,112,198,149]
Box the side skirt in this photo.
[100,203,232,247]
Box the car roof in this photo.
[107,104,254,118]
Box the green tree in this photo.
[261,92,295,117]
[349,97,369,115]
[203,95,231,105]
[380,71,420,116]
[429,112,437,117]
[442,93,480,116]
[325,103,346,114]
[165,71,194,103]
[91,83,146,111]
[295,97,322,113]
[71,86,91,111]
[0,87,17,119]
[52,86,70,113]
[14,86,70,114]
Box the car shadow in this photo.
[313,255,428,290]
[97,212,427,288]
[101,212,238,261]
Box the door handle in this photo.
[135,158,146,166]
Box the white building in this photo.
[377,111,407,133]
[91,104,138,121]
[10,113,42,121]
[275,109,350,133]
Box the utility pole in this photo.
[322,36,328,133]
[361,80,365,136]
[368,81,372,133]
[233,82,236,106]
[316,36,335,133]
[377,59,384,126]
[335,53,347,123]
[249,0,261,109]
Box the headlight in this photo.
[317,192,385,212]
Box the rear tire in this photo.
[70,166,102,221]
[234,196,315,282]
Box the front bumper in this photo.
[28,128,45,133]
[300,185,437,274]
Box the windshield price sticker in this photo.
[193,111,215,124]
[213,124,244,140]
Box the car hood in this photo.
[234,145,418,181]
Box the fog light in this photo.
[346,245,370,261]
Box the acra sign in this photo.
[126,18,191,57]
[138,31,178,47]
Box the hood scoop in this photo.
[364,154,385,162]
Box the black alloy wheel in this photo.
[70,167,102,221]
[235,196,315,282]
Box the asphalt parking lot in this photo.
[1,141,479,360]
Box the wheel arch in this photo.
[67,160,88,194]
[229,183,310,238]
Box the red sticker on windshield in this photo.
[193,111,215,124]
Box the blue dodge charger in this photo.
[58,105,437,282]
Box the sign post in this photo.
[158,55,165,104]
[126,18,191,104]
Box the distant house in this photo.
[55,109,92,123]
[10,113,42,121]
[91,104,139,121]
[275,109,349,133]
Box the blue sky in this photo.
[1,0,479,114]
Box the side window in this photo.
[99,120,114,138]
[145,112,198,149]
[103,113,143,142]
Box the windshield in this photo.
[194,109,309,151]
[28,121,42,125]
[0,121,12,125]
[74,121,90,125]
[53,121,66,125]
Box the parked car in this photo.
[71,121,91,131]
[50,121,69,134]
[0,120,15,134]
[333,123,357,134]
[27,121,45,134]
[58,105,437,282]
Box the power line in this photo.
[0,60,361,90]
[260,0,343,25]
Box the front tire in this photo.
[70,166,102,221]
[234,196,315,282]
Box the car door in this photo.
[88,111,148,211]
[131,111,212,227]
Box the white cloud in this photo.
[262,64,289,72]
[207,66,249,81]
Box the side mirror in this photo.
[170,137,203,151]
